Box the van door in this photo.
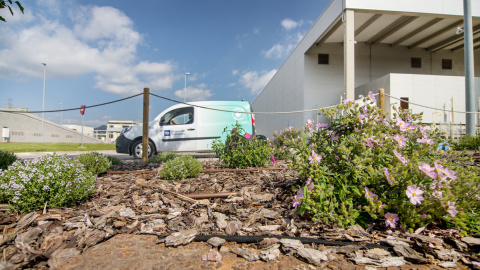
[158,106,197,151]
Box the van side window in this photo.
[160,107,194,126]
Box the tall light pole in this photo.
[41,63,46,142]
[184,72,190,103]
[60,103,63,125]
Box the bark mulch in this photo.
[0,159,479,269]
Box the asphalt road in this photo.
[14,150,217,161]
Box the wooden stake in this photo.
[379,88,385,113]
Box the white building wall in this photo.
[253,0,480,138]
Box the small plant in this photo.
[272,127,302,160]
[76,152,112,175]
[450,131,480,150]
[212,123,274,169]
[160,155,202,180]
[0,150,18,170]
[107,156,122,165]
[148,152,180,163]
[0,153,96,213]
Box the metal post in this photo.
[142,88,150,164]
[451,97,454,139]
[41,63,46,142]
[343,10,355,100]
[464,0,476,135]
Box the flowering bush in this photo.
[0,154,96,213]
[159,155,202,180]
[0,150,18,170]
[212,123,274,169]
[291,92,480,233]
[148,152,180,164]
[76,152,112,175]
[272,127,302,160]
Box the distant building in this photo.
[63,125,94,137]
[0,108,103,143]
[106,120,138,142]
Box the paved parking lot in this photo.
[14,150,217,161]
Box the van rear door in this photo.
[158,106,197,151]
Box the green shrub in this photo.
[76,152,112,175]
[0,150,19,170]
[148,152,180,163]
[272,127,302,160]
[450,131,480,150]
[160,155,202,180]
[0,153,96,213]
[290,92,480,234]
[212,123,274,169]
[107,156,122,165]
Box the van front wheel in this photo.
[132,140,155,159]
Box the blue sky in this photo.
[1,0,329,127]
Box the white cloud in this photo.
[174,85,213,102]
[281,18,299,31]
[239,70,277,95]
[0,4,176,95]
[232,70,239,76]
[262,32,304,59]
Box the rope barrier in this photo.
[0,93,143,114]
[385,93,479,114]
[149,93,341,115]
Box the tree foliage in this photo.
[0,0,24,22]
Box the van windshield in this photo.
[160,107,194,126]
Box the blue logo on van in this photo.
[164,130,170,136]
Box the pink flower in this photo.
[434,162,457,181]
[433,191,443,199]
[308,150,322,165]
[343,99,351,105]
[244,133,252,139]
[417,137,434,144]
[393,134,407,147]
[293,189,304,208]
[364,187,378,201]
[331,132,339,141]
[418,126,427,138]
[406,185,425,205]
[447,201,458,217]
[393,149,408,165]
[385,212,398,228]
[335,155,339,160]
[396,117,406,130]
[368,91,376,103]
[292,195,302,208]
[384,168,393,184]
[317,123,328,128]
[306,178,314,191]
[305,119,314,130]
[419,163,438,179]
[271,156,276,164]
[232,128,237,133]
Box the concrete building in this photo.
[252,0,480,138]
[106,120,137,143]
[0,108,103,143]
[63,125,94,138]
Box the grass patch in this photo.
[0,143,116,153]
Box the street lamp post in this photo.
[184,72,190,103]
[41,63,46,142]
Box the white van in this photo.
[116,101,255,158]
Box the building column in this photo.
[344,9,355,101]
